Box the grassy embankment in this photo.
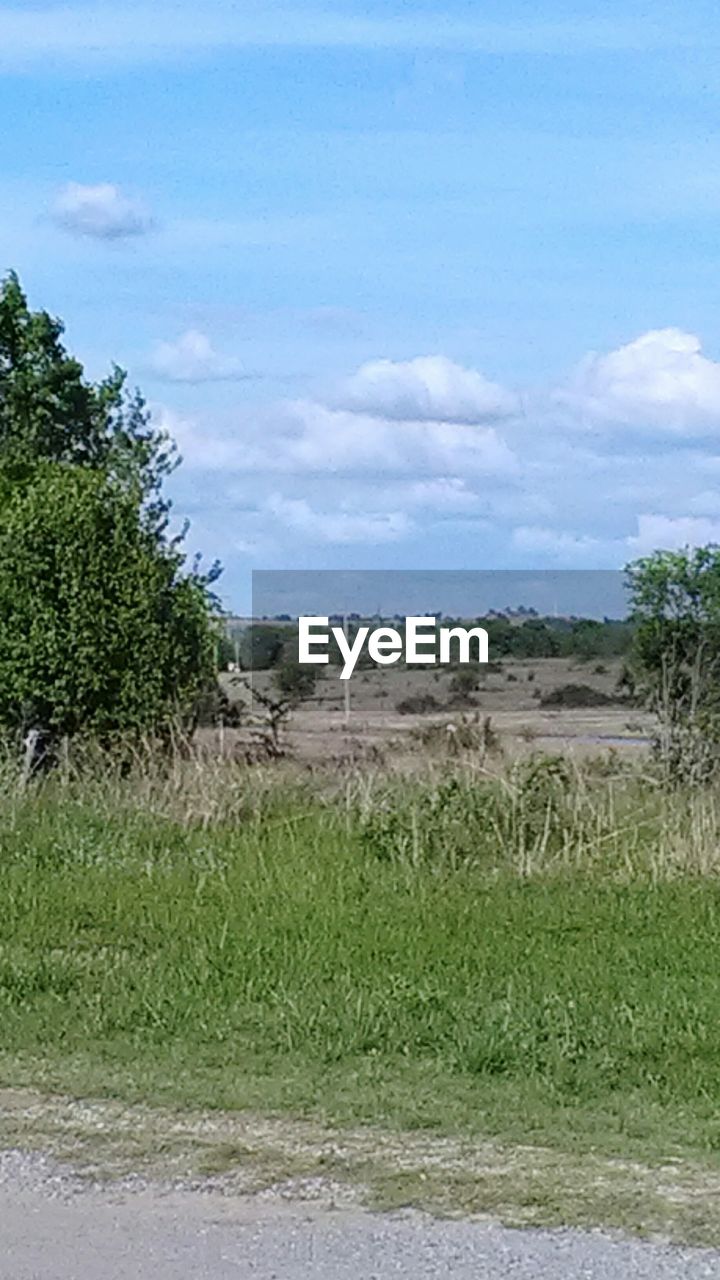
[2,747,720,1175]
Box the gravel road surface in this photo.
[3,1150,720,1279]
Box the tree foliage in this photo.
[0,464,215,740]
[626,546,720,782]
[239,623,288,671]
[0,274,218,745]
[0,273,175,529]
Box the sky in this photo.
[3,0,720,609]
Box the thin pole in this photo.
[343,614,351,728]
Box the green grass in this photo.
[2,759,720,1171]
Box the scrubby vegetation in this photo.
[539,683,620,709]
[627,546,720,784]
[395,692,443,715]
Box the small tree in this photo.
[0,463,215,745]
[626,546,720,783]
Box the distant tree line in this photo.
[232,614,634,673]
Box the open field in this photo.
[221,655,654,763]
[3,745,720,1241]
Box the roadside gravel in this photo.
[3,1148,720,1279]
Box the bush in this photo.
[627,546,720,784]
[359,755,572,870]
[240,624,288,671]
[540,683,617,709]
[396,693,442,715]
[449,667,480,697]
[411,713,500,757]
[0,464,215,742]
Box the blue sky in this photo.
[3,0,720,608]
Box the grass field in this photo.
[2,746,720,1195]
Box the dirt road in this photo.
[3,1149,720,1280]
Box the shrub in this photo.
[239,624,288,671]
[627,546,720,784]
[0,464,215,743]
[540,684,617,709]
[449,667,480,697]
[396,693,442,715]
[359,754,573,871]
[411,713,500,756]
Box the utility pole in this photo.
[343,614,351,728]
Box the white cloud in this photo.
[282,401,518,476]
[153,405,242,471]
[150,331,247,383]
[559,329,720,435]
[155,399,517,479]
[627,514,720,555]
[152,331,720,571]
[330,355,518,425]
[52,182,154,241]
[265,494,412,545]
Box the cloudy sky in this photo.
[3,0,720,608]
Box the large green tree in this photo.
[0,465,215,740]
[0,274,218,746]
[0,273,174,530]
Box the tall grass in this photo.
[2,748,720,1157]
